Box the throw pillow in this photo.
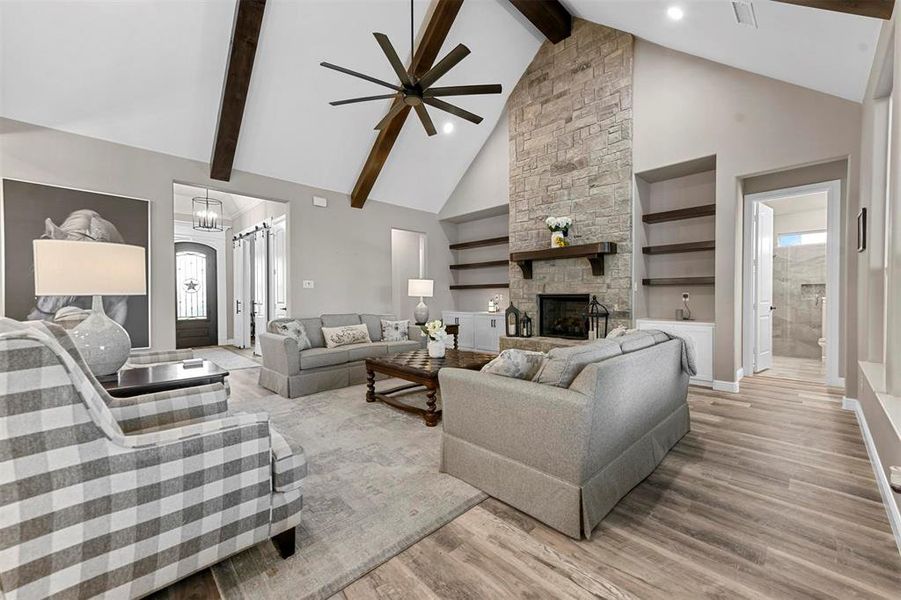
[272,319,312,351]
[381,319,410,342]
[321,324,372,348]
[481,349,546,380]
[534,340,623,387]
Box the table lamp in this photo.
[33,239,147,376]
[407,278,434,325]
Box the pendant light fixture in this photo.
[192,190,223,232]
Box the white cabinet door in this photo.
[474,315,502,352]
[442,312,476,350]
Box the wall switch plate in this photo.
[682,292,690,301]
[313,196,327,208]
[303,280,314,289]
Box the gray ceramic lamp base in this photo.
[70,296,132,376]
[413,300,429,325]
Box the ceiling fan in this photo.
[320,0,501,136]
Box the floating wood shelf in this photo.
[450,260,509,270]
[642,204,716,224]
[642,277,715,286]
[510,242,617,279]
[449,283,510,290]
[643,240,716,255]
[449,236,510,250]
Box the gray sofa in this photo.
[438,331,691,539]
[259,313,423,397]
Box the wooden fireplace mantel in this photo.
[510,242,618,279]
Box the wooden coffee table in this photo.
[100,360,229,397]
[365,348,495,427]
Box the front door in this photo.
[175,242,218,349]
[754,203,774,372]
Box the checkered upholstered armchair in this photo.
[0,319,306,599]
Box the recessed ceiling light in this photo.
[667,6,684,21]
[442,122,454,134]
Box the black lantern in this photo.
[587,295,610,340]
[520,312,533,338]
[505,302,521,337]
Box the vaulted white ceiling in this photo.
[565,0,881,102]
[0,1,882,214]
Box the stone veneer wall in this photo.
[507,18,633,330]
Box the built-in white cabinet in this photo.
[442,311,502,353]
[636,319,714,387]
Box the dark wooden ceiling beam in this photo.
[210,0,267,182]
[350,0,464,208]
[508,0,572,44]
[772,0,894,20]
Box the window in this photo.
[176,251,207,319]
[777,230,827,247]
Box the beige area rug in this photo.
[211,380,487,599]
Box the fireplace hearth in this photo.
[539,294,590,339]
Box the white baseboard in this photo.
[844,397,901,553]
[713,379,740,393]
[736,368,745,380]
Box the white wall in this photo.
[0,117,454,349]
[633,40,861,385]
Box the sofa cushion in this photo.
[299,347,350,369]
[534,340,623,388]
[385,340,421,354]
[322,324,372,348]
[345,342,388,361]
[321,313,361,328]
[381,319,410,342]
[269,318,312,351]
[361,313,393,341]
[481,349,546,380]
[299,317,325,348]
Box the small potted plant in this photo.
[545,216,573,247]
[420,319,448,358]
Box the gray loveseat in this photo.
[259,313,423,398]
[438,331,691,539]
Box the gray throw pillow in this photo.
[322,324,372,348]
[534,340,623,387]
[272,319,312,351]
[380,319,410,342]
[481,349,546,380]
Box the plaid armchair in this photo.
[0,319,305,599]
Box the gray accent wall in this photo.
[0,117,454,349]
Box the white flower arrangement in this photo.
[545,216,573,233]
[420,319,448,342]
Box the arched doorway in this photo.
[175,241,218,348]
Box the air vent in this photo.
[732,1,758,28]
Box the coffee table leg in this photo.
[424,386,439,427]
[366,368,376,403]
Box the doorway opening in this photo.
[743,181,840,386]
[173,184,288,354]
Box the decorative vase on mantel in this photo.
[546,216,572,248]
[427,340,446,358]
[551,231,569,248]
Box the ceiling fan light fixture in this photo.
[442,122,454,134]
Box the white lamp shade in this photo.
[407,278,434,298]
[33,240,147,296]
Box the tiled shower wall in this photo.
[773,244,826,359]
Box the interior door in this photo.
[754,203,775,372]
[252,228,269,355]
[175,242,217,349]
[269,217,288,319]
[233,238,251,349]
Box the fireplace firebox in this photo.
[539,294,590,339]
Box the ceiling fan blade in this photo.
[373,33,413,88]
[320,62,402,92]
[374,101,408,130]
[423,97,483,125]
[330,93,398,106]
[414,104,437,136]
[424,84,502,97]
[416,44,470,90]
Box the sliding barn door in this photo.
[252,228,269,356]
[233,238,251,349]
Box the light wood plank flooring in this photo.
[155,366,900,600]
[760,355,827,384]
